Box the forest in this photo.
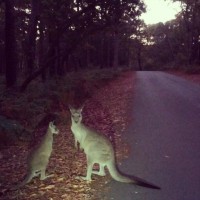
[0,0,199,89]
[0,0,200,199]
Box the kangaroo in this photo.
[69,106,160,189]
[11,121,59,190]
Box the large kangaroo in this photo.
[69,106,160,189]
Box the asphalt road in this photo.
[105,71,200,200]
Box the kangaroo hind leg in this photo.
[92,164,106,176]
[40,169,53,180]
[78,156,94,181]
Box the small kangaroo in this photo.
[12,121,59,190]
[69,106,160,189]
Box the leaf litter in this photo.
[0,70,135,200]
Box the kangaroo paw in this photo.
[75,176,92,181]
[40,174,54,180]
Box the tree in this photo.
[26,0,40,75]
[172,0,200,65]
[0,4,5,74]
[5,0,17,87]
[0,0,147,90]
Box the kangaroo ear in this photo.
[49,121,53,127]
[79,104,84,112]
[68,105,75,114]
[68,104,74,110]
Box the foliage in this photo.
[0,0,145,88]
[141,0,200,71]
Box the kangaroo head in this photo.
[69,105,83,124]
[49,121,59,134]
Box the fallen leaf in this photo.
[42,185,55,190]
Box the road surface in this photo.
[105,71,200,200]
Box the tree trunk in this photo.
[113,31,119,68]
[166,36,175,61]
[106,35,111,68]
[137,47,142,70]
[38,19,46,81]
[56,42,63,76]
[99,36,104,68]
[26,0,39,75]
[198,41,200,65]
[5,0,17,87]
[48,46,56,77]
[0,44,5,74]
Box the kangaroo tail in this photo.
[11,172,34,190]
[107,160,160,189]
